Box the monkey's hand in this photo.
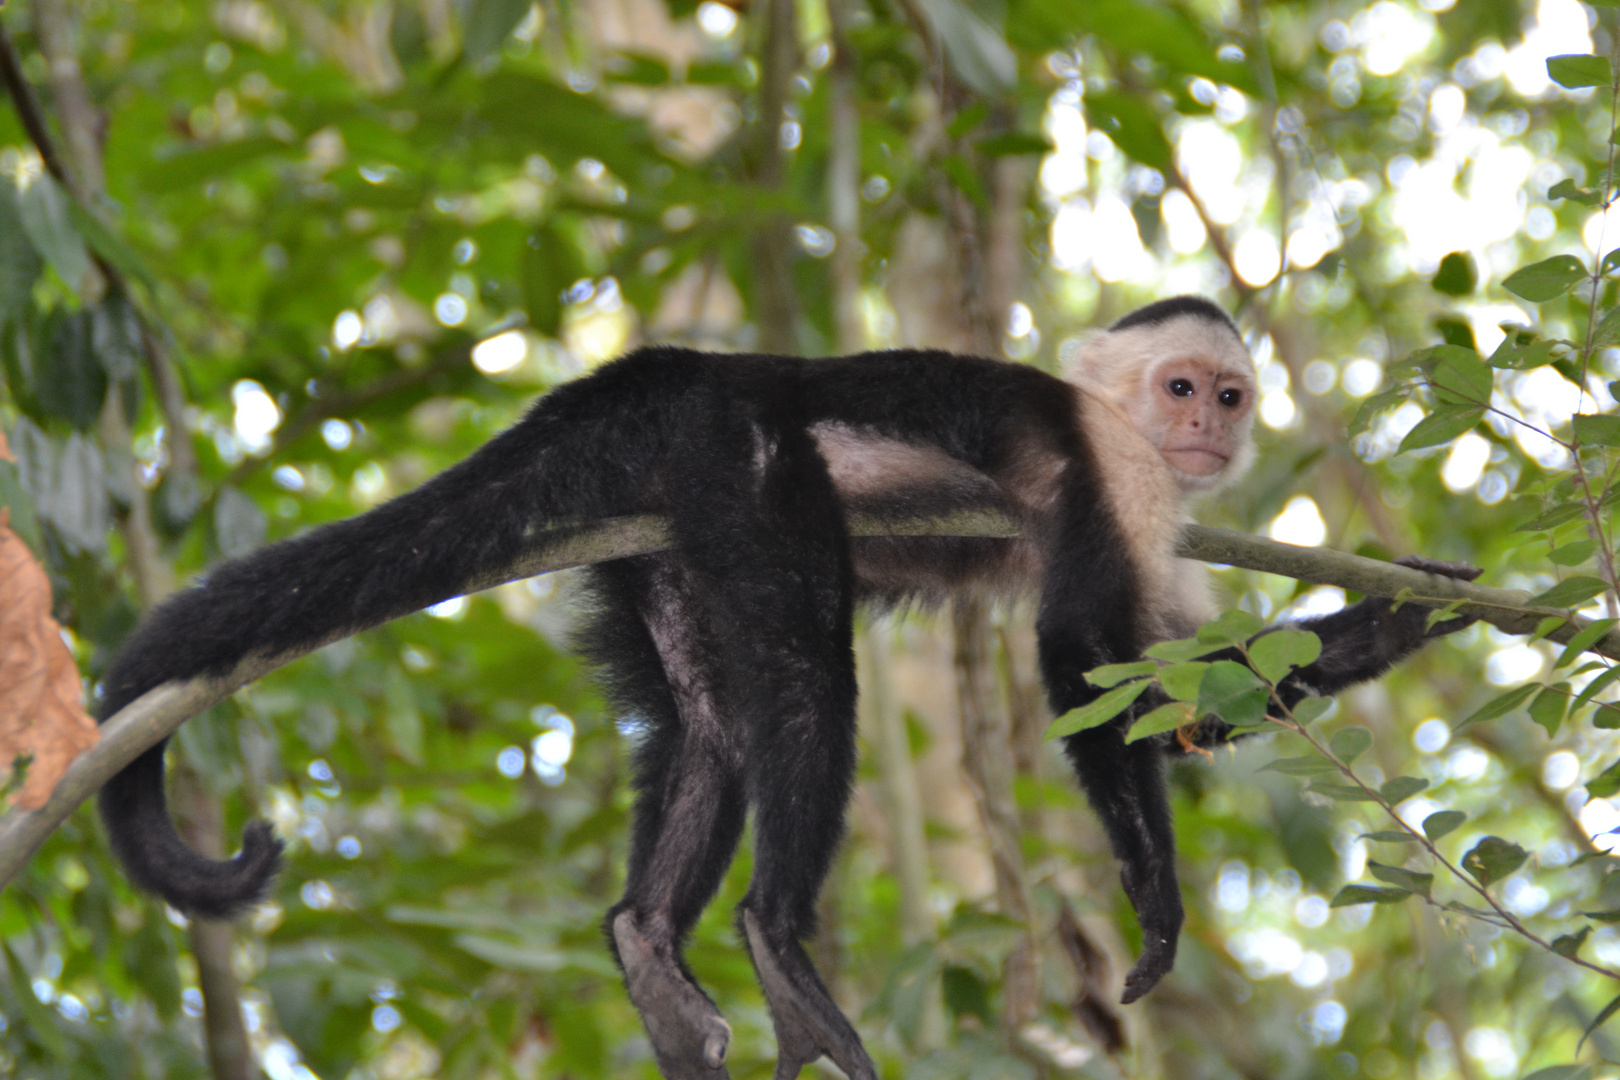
[1118,855,1182,1005]
[1390,555,1483,638]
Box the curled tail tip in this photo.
[127,818,285,921]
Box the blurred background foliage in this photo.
[6,0,1620,1076]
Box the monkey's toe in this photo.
[613,911,732,1078]
[740,910,878,1080]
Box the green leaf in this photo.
[1558,620,1618,667]
[1574,664,1620,712]
[1143,636,1225,663]
[1596,306,1620,347]
[1434,316,1476,349]
[1549,177,1607,206]
[1197,661,1269,727]
[1548,539,1597,566]
[1424,599,1468,632]
[947,103,991,138]
[1125,702,1194,744]
[4,941,67,1056]
[1086,660,1158,688]
[1522,1066,1594,1080]
[17,173,92,293]
[1398,406,1484,453]
[1531,576,1611,608]
[976,131,1054,157]
[1328,726,1372,764]
[1547,53,1613,89]
[1461,836,1529,886]
[1249,629,1322,683]
[1485,338,1558,369]
[1196,609,1267,646]
[463,0,533,64]
[1308,781,1378,802]
[1586,757,1620,799]
[1380,776,1430,804]
[1367,860,1433,896]
[1258,754,1338,776]
[1530,683,1571,737]
[0,184,41,326]
[67,201,156,295]
[1430,348,1493,404]
[35,308,106,431]
[1529,615,1569,643]
[1552,925,1592,959]
[1045,680,1152,739]
[1515,501,1587,532]
[1292,697,1333,725]
[1349,387,1407,436]
[1431,251,1476,296]
[1596,700,1620,729]
[1084,90,1172,171]
[1574,413,1620,447]
[1158,661,1209,701]
[1502,254,1589,302]
[1361,830,1420,843]
[1007,0,1257,93]
[1422,810,1466,841]
[602,52,672,86]
[1580,991,1620,1051]
[1580,907,1620,923]
[1460,683,1539,727]
[940,154,989,208]
[521,224,587,336]
[1329,884,1413,907]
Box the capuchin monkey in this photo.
[94,295,1475,1079]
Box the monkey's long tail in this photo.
[97,399,641,917]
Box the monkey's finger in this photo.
[1393,554,1484,582]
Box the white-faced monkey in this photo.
[95,296,1474,1079]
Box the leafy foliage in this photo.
[8,0,1620,1076]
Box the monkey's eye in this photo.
[1218,388,1244,408]
[1167,378,1195,398]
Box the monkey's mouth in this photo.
[1162,447,1230,475]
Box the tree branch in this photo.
[0,512,1604,894]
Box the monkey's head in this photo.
[1068,296,1257,494]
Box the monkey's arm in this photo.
[1035,474,1188,1005]
[1276,555,1482,706]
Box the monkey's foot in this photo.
[740,910,877,1080]
[612,912,732,1079]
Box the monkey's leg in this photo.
[1063,722,1183,1005]
[728,565,874,1071]
[658,415,875,1080]
[589,560,749,1080]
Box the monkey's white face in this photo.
[1133,357,1255,486]
[1066,311,1259,495]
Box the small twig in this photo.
[1267,701,1620,985]
[0,24,72,184]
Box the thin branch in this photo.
[0,20,198,498]
[0,513,1611,893]
[0,23,73,185]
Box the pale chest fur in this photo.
[1078,389,1215,641]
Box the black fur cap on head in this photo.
[1108,295,1239,337]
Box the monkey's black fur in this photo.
[95,300,1470,1078]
